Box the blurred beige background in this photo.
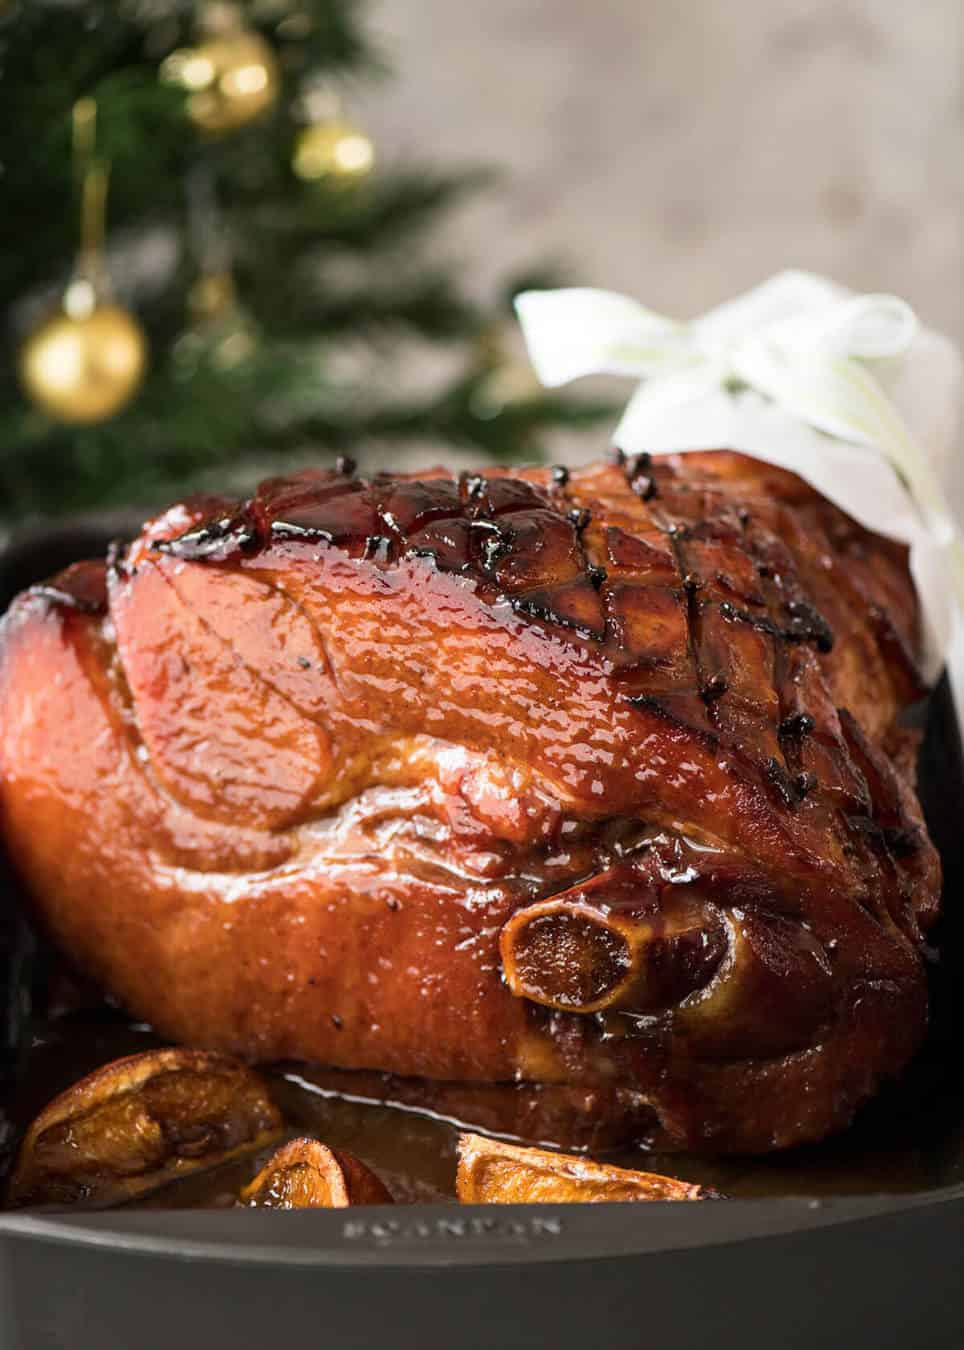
[362,0,962,348]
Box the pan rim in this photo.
[1,1186,963,1269]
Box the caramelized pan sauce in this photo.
[5,1004,961,1210]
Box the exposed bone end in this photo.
[675,909,837,1059]
[500,894,726,1015]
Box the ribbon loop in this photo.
[513,288,689,386]
[766,292,920,360]
[514,270,964,716]
[514,275,944,543]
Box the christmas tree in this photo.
[0,1,609,522]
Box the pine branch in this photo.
[230,167,497,252]
[240,267,484,341]
[0,1,610,523]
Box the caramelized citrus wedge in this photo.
[240,1137,393,1208]
[456,1133,718,1204]
[6,1048,283,1210]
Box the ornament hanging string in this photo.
[71,98,110,309]
[17,97,147,424]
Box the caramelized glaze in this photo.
[0,453,940,1152]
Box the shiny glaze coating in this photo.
[0,452,940,1151]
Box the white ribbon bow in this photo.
[515,271,964,716]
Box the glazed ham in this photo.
[0,452,941,1152]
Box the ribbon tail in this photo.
[514,288,695,387]
[733,342,964,605]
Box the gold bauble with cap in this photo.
[179,268,258,372]
[17,99,148,425]
[293,117,375,183]
[19,280,147,424]
[291,83,375,183]
[163,4,278,135]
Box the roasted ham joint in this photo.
[0,451,941,1156]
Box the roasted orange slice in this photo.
[6,1048,283,1210]
[456,1133,718,1204]
[240,1137,393,1208]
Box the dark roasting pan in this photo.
[1,517,963,1350]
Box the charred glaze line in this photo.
[777,707,813,789]
[700,674,729,704]
[363,535,394,563]
[785,600,835,654]
[832,709,876,818]
[618,449,657,501]
[660,512,718,729]
[269,519,334,544]
[479,524,515,571]
[30,583,106,615]
[764,756,800,808]
[845,812,919,859]
[718,600,834,653]
[780,712,816,739]
[156,514,259,560]
[369,480,414,557]
[551,475,611,643]
[623,452,658,502]
[884,826,921,857]
[624,694,722,752]
[622,450,652,477]
[846,813,888,847]
[737,523,807,792]
[459,473,488,513]
[374,507,403,540]
[509,593,601,640]
[865,602,927,701]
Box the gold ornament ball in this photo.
[19,303,148,425]
[293,119,375,183]
[163,32,278,134]
[188,270,238,324]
